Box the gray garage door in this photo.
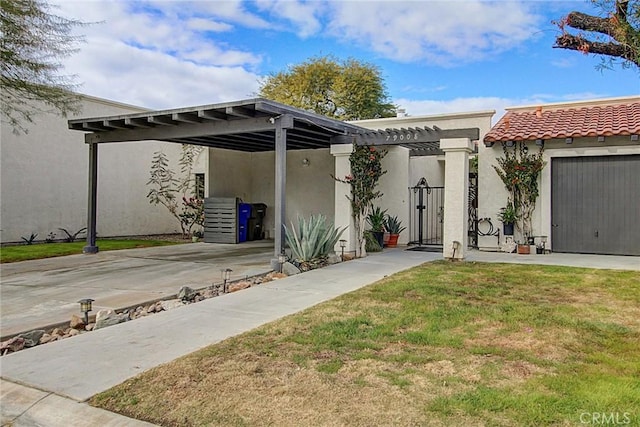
[551,154,640,256]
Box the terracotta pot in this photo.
[387,234,400,248]
[383,232,390,247]
[517,244,530,254]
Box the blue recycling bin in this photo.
[238,203,252,242]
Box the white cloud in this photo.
[66,39,260,109]
[255,0,323,37]
[187,18,233,33]
[51,0,262,108]
[326,1,542,64]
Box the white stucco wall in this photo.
[0,94,185,243]
[207,147,335,237]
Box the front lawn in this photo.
[91,262,640,426]
[0,239,181,263]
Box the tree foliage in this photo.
[1,0,85,133]
[554,0,640,69]
[259,55,396,120]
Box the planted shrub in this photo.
[21,233,38,245]
[364,231,382,252]
[58,227,87,243]
[284,215,347,262]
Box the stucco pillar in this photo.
[83,142,99,254]
[331,144,356,256]
[441,138,473,260]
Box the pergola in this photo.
[69,98,479,258]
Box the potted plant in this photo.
[497,202,517,236]
[384,214,406,248]
[192,229,203,242]
[367,206,387,249]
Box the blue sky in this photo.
[53,0,639,121]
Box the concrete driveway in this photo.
[0,241,274,338]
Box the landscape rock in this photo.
[85,324,95,331]
[327,254,341,264]
[202,288,216,299]
[160,299,184,311]
[228,281,251,293]
[39,334,52,344]
[1,337,25,353]
[51,328,65,337]
[177,285,196,301]
[70,314,86,330]
[96,309,115,323]
[68,329,80,337]
[147,304,156,313]
[18,330,46,347]
[94,312,130,330]
[282,262,301,276]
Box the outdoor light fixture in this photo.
[339,239,346,261]
[301,158,310,167]
[278,252,286,273]
[221,268,232,293]
[78,298,94,325]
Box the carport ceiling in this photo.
[68,98,365,151]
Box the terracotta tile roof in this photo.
[484,101,640,143]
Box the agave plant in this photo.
[384,215,406,235]
[284,214,347,262]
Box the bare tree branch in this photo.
[553,0,639,69]
[554,34,639,66]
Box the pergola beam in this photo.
[351,127,480,146]
[84,116,276,144]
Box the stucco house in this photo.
[480,96,640,256]
[4,93,638,258]
[0,94,205,244]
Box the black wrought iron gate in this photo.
[468,172,478,248]
[409,178,444,247]
[408,175,478,249]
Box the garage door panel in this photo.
[551,155,640,256]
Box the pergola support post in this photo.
[441,138,473,260]
[331,143,356,256]
[274,115,293,258]
[83,142,99,254]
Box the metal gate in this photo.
[409,178,444,248]
[468,172,479,248]
[408,175,478,249]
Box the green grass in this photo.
[91,262,640,426]
[0,239,181,263]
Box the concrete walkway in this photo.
[1,248,638,426]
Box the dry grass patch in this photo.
[92,262,640,426]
